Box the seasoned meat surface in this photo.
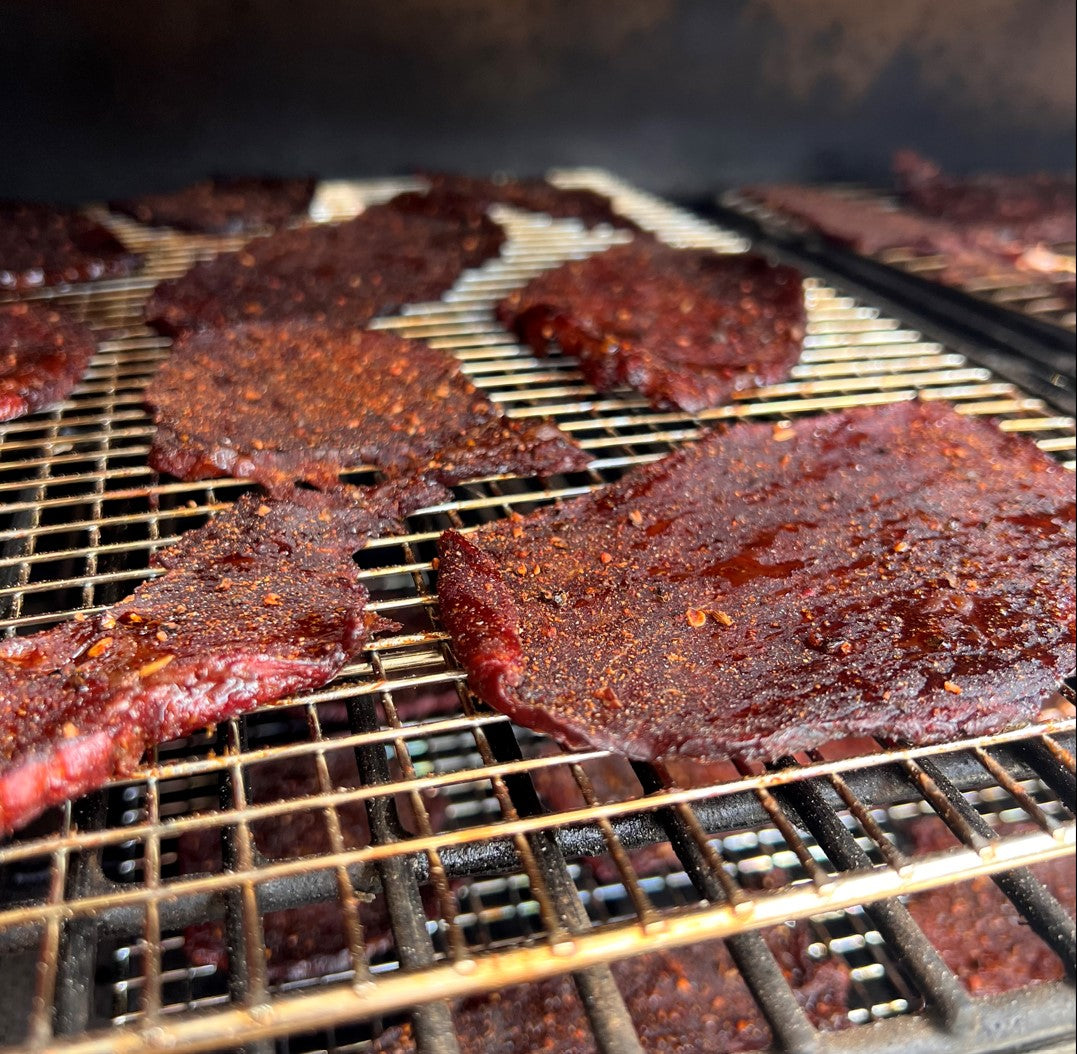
[437,401,1075,764]
[145,322,588,494]
[497,240,805,411]
[110,176,317,235]
[144,203,505,335]
[0,303,96,422]
[1,202,138,291]
[370,927,849,1053]
[0,482,439,836]
[389,173,643,231]
[893,151,1076,245]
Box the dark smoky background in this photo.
[0,0,1073,201]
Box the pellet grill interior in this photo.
[0,172,1074,1054]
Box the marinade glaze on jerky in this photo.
[370,927,849,1053]
[0,482,439,836]
[110,176,317,235]
[437,401,1076,764]
[1,202,139,291]
[0,303,96,422]
[497,240,805,412]
[388,172,644,232]
[145,323,588,493]
[144,203,505,335]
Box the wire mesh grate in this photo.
[0,171,1074,1054]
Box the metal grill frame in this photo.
[0,170,1074,1054]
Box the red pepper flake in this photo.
[139,655,175,678]
[430,557,440,571]
[686,608,707,628]
[511,525,525,539]
[599,551,613,565]
[893,541,909,553]
[125,612,144,624]
[772,422,796,442]
[943,680,962,695]
[62,722,79,739]
[628,510,644,527]
[86,637,113,659]
[256,504,271,517]
[515,563,529,576]
[838,641,852,655]
[263,593,283,606]
[217,577,234,591]
[594,686,621,708]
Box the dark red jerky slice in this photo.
[496,240,805,412]
[370,927,849,1053]
[0,482,436,836]
[902,818,1075,995]
[178,748,447,982]
[144,322,587,494]
[0,303,96,422]
[110,177,317,235]
[390,173,644,232]
[437,401,1076,765]
[144,203,505,335]
[893,151,1076,245]
[739,184,1071,286]
[0,202,139,291]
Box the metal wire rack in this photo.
[723,184,1077,333]
[0,170,1074,1054]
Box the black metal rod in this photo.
[632,761,821,1054]
[908,755,1077,978]
[773,775,975,1032]
[347,693,460,1054]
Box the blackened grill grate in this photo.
[0,171,1073,1054]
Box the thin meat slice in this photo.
[370,927,849,1052]
[144,203,505,335]
[178,747,447,983]
[0,303,96,422]
[893,151,1076,245]
[110,176,317,235]
[497,240,805,412]
[903,818,1074,995]
[436,401,1075,765]
[389,173,644,232]
[0,481,441,837]
[1,202,139,291]
[144,322,588,494]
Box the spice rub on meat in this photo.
[178,746,447,983]
[1,202,139,291]
[370,927,849,1053]
[144,203,505,335]
[437,401,1075,765]
[145,322,588,494]
[110,176,317,235]
[0,303,96,422]
[389,173,644,232]
[0,482,439,836]
[497,240,805,412]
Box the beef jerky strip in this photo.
[178,746,447,983]
[903,817,1074,995]
[893,150,1076,246]
[370,926,849,1053]
[145,322,588,494]
[110,176,317,235]
[389,172,644,232]
[0,480,442,836]
[437,401,1075,765]
[1,202,139,291]
[497,240,805,412]
[0,303,96,422]
[144,203,505,335]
